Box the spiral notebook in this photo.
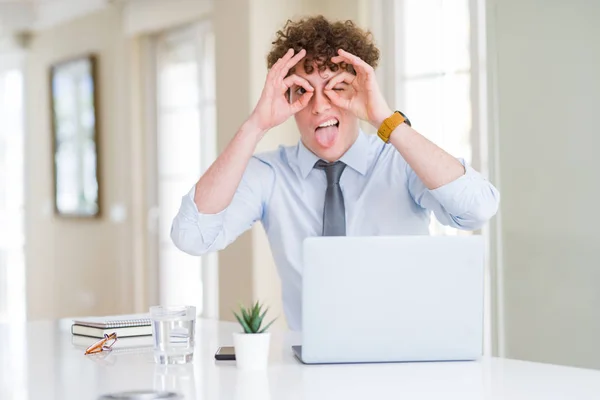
[71,313,153,338]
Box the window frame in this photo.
[0,50,27,323]
[144,20,219,319]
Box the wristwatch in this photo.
[377,110,411,143]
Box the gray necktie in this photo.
[314,160,347,236]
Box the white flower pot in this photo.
[233,332,271,370]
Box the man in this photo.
[171,16,500,330]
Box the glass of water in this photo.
[150,305,196,364]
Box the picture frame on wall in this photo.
[49,54,101,218]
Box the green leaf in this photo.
[258,307,269,321]
[232,311,244,327]
[250,314,261,333]
[242,306,258,333]
[258,318,276,333]
[241,306,251,325]
[251,301,261,322]
[256,307,269,331]
[233,311,252,333]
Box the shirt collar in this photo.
[296,129,371,179]
[339,129,370,176]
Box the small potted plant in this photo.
[233,301,276,370]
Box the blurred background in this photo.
[0,0,598,375]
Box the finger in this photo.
[269,48,295,77]
[324,88,350,110]
[334,49,368,66]
[282,74,314,92]
[290,92,314,114]
[324,71,356,90]
[280,49,306,79]
[331,49,373,74]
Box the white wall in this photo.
[25,4,137,319]
[212,0,255,323]
[23,1,215,320]
[492,0,600,369]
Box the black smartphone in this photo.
[214,346,236,360]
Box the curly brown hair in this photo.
[266,15,380,75]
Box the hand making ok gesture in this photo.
[324,49,393,129]
[249,48,315,132]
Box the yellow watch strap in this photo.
[377,111,405,143]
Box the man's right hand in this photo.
[248,48,314,133]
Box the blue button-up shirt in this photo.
[171,130,500,330]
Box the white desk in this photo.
[1,318,600,399]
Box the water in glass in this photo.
[150,305,196,364]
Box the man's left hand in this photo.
[325,49,393,129]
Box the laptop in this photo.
[293,235,485,364]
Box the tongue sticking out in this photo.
[315,125,338,148]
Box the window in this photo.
[393,0,477,236]
[151,22,217,315]
[0,67,26,323]
[0,63,28,400]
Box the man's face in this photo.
[290,60,359,162]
